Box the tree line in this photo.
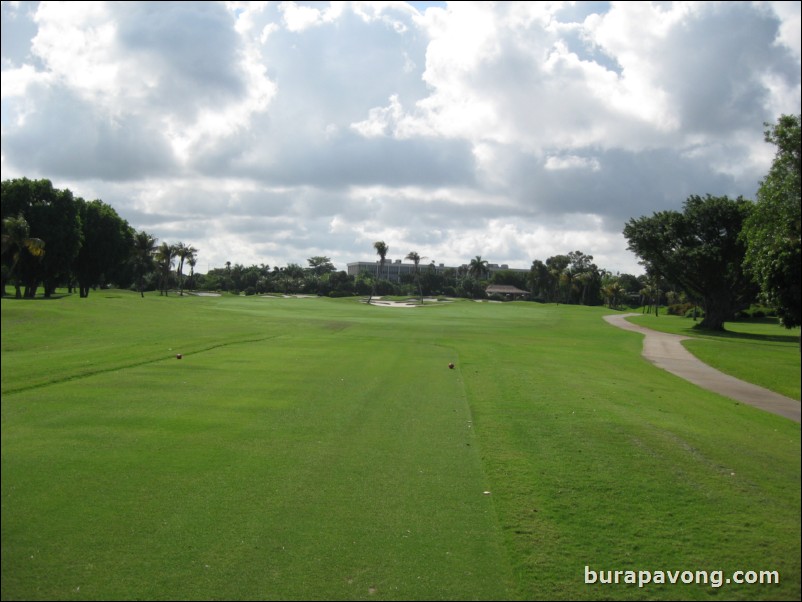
[0,179,650,308]
[2,114,798,335]
[364,114,799,333]
[0,177,199,300]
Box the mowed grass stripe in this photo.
[2,293,799,600]
[457,306,800,600]
[2,327,515,600]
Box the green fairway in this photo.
[2,292,800,600]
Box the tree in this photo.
[186,255,197,291]
[307,256,336,276]
[307,256,335,294]
[624,194,756,330]
[529,259,551,302]
[155,242,175,296]
[74,199,133,298]
[282,263,306,293]
[1,214,45,298]
[174,242,198,296]
[468,255,489,280]
[565,250,602,305]
[132,231,157,297]
[742,114,801,331]
[370,241,388,304]
[224,261,232,291]
[545,254,570,303]
[420,263,446,296]
[1,178,81,297]
[601,280,624,310]
[405,250,423,303]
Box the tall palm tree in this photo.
[369,240,388,304]
[155,242,175,296]
[132,231,157,298]
[186,255,197,291]
[174,242,198,296]
[406,250,423,303]
[1,214,45,298]
[468,255,489,280]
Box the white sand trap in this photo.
[361,296,421,308]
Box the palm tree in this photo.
[155,242,175,296]
[602,281,623,309]
[639,284,655,314]
[468,255,489,280]
[369,240,388,304]
[406,250,423,303]
[1,214,45,298]
[132,231,157,298]
[186,255,197,291]
[174,242,198,296]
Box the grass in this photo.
[625,311,801,400]
[2,292,800,600]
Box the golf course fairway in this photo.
[2,291,799,600]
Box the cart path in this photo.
[603,313,800,423]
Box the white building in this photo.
[347,259,529,283]
[347,259,451,283]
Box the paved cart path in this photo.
[604,313,800,423]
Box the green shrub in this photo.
[667,302,698,317]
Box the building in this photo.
[347,259,530,284]
[485,284,531,299]
[347,259,451,283]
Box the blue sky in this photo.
[2,1,800,275]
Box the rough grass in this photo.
[2,292,799,600]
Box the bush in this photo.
[668,302,706,318]
[734,306,777,320]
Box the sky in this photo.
[2,1,800,276]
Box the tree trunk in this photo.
[698,295,730,330]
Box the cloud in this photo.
[2,1,799,276]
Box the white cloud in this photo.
[545,154,601,172]
[279,1,324,32]
[1,1,799,276]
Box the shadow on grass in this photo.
[690,321,801,344]
[1,293,74,301]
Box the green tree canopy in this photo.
[1,178,82,297]
[74,199,134,298]
[468,255,489,280]
[742,114,801,329]
[132,231,157,297]
[307,256,336,276]
[1,214,45,298]
[624,194,756,330]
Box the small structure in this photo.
[485,285,530,300]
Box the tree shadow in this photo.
[1,293,73,301]
[691,319,801,344]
